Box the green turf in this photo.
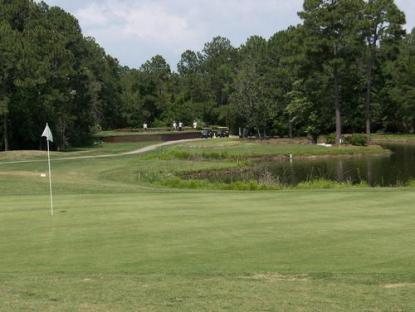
[372,134,415,143]
[150,138,388,160]
[0,141,158,162]
[0,139,414,311]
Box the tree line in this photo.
[1,0,414,150]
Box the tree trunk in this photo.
[334,70,342,145]
[288,120,293,139]
[366,49,374,139]
[3,112,8,151]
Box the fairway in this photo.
[0,142,415,311]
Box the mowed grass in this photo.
[148,138,388,160]
[0,139,414,311]
[0,141,158,162]
[372,134,415,144]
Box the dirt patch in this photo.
[78,303,116,311]
[0,171,43,177]
[382,283,415,289]
[246,273,309,282]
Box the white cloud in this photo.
[77,1,199,46]
[41,0,414,68]
[396,0,415,31]
[72,0,303,67]
[76,4,110,27]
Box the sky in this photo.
[40,0,415,69]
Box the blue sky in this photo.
[40,0,415,69]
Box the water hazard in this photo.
[183,144,415,187]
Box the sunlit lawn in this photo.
[0,139,414,311]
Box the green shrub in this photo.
[325,133,336,145]
[345,134,368,146]
[297,179,343,189]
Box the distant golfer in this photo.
[179,122,183,131]
[173,121,177,130]
[143,123,148,131]
[193,120,197,129]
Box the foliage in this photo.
[344,134,368,146]
[0,0,414,151]
[325,134,336,145]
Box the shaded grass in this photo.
[372,134,415,143]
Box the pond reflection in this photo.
[184,144,415,187]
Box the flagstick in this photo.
[46,139,54,216]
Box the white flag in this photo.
[41,123,53,143]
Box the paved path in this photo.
[0,139,202,166]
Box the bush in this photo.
[345,134,368,146]
[325,133,336,145]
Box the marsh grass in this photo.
[144,148,235,161]
[297,179,369,189]
[135,168,371,191]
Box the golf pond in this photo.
[182,144,415,187]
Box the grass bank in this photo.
[145,139,388,161]
[372,134,415,144]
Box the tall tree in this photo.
[201,36,237,125]
[232,36,272,137]
[383,29,415,131]
[362,0,405,137]
[139,55,172,124]
[300,0,365,144]
[0,21,18,150]
[267,26,306,136]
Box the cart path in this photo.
[0,139,202,166]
